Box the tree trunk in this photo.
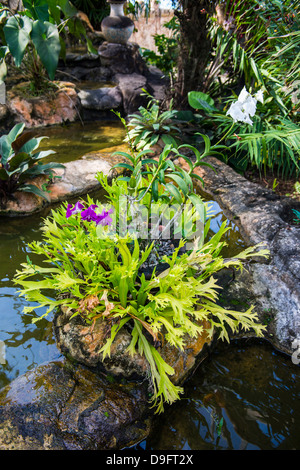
[174,0,216,108]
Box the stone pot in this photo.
[101,0,134,44]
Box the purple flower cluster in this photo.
[66,201,113,226]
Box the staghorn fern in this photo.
[14,193,269,413]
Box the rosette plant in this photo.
[124,91,182,151]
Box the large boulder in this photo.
[0,360,150,450]
[0,148,127,217]
[6,82,79,128]
[177,155,300,355]
[98,42,149,76]
[78,86,122,111]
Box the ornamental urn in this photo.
[101,0,134,44]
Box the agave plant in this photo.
[0,123,64,204]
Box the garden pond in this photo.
[31,119,127,164]
[0,122,299,450]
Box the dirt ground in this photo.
[244,169,300,203]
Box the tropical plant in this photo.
[206,0,299,100]
[1,10,61,89]
[124,91,182,150]
[0,122,64,204]
[71,0,109,29]
[112,109,229,246]
[0,0,96,92]
[187,87,300,178]
[14,179,269,413]
[141,16,180,85]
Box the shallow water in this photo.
[32,120,126,164]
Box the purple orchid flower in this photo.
[80,204,99,222]
[66,201,84,218]
[95,208,113,226]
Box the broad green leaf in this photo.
[23,0,50,21]
[152,178,159,201]
[188,91,217,113]
[0,123,25,165]
[7,152,32,172]
[18,183,50,201]
[188,194,206,223]
[167,174,188,196]
[0,168,9,181]
[19,136,47,155]
[21,162,64,177]
[4,16,33,67]
[112,162,134,172]
[31,20,61,80]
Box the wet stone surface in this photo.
[0,359,151,450]
[177,155,300,355]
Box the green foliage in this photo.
[182,0,298,177]
[141,16,180,80]
[187,89,300,178]
[207,0,299,98]
[0,0,96,91]
[14,185,268,413]
[3,15,61,81]
[0,123,64,202]
[292,209,300,224]
[112,109,227,237]
[124,91,182,151]
[71,0,109,29]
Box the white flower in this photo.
[255,89,264,104]
[226,87,263,125]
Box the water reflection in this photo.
[206,200,246,257]
[0,212,61,387]
[1,196,299,450]
[32,120,126,164]
[136,340,300,450]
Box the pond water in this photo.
[135,339,300,450]
[32,120,126,164]
[0,128,299,449]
